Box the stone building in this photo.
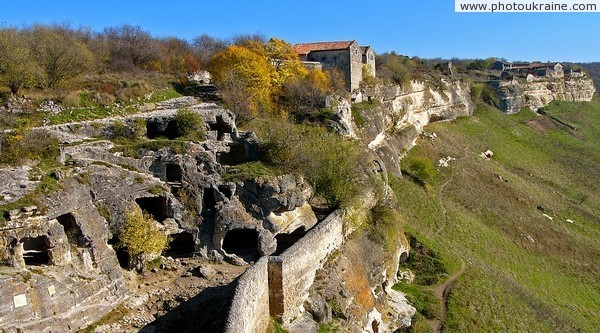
[292,40,376,92]
[493,60,564,78]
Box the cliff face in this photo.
[496,75,595,114]
[350,80,474,175]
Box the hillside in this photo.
[393,99,600,332]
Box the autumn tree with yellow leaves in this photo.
[210,38,314,122]
[118,205,169,271]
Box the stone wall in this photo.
[277,211,345,323]
[224,211,346,332]
[223,257,270,333]
[307,49,352,91]
[349,42,364,92]
[494,75,595,114]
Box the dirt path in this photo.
[426,255,466,332]
[425,165,466,332]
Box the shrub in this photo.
[402,156,438,188]
[173,108,205,141]
[368,202,405,253]
[471,82,500,107]
[111,118,145,143]
[0,128,59,166]
[257,120,368,208]
[118,206,169,271]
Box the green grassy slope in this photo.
[393,100,600,332]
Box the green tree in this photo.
[0,29,42,95]
[29,25,95,88]
[118,206,169,271]
[259,121,367,208]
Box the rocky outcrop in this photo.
[213,174,316,262]
[494,75,595,114]
[0,177,127,332]
[0,101,272,331]
[304,220,414,332]
[351,80,474,175]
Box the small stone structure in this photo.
[293,40,375,92]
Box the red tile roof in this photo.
[360,46,372,55]
[292,41,356,55]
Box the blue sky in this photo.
[1,0,599,62]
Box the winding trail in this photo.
[425,165,466,332]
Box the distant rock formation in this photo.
[493,74,595,114]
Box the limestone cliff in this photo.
[347,79,474,175]
[495,74,595,114]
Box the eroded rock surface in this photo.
[495,74,595,113]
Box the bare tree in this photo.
[191,34,229,67]
[103,24,160,72]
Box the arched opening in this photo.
[222,229,259,262]
[209,116,233,141]
[165,164,182,183]
[135,196,169,222]
[146,120,179,139]
[399,251,409,264]
[163,232,195,258]
[22,236,51,266]
[57,213,88,247]
[274,227,307,256]
[108,236,129,269]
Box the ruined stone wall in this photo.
[223,257,270,333]
[494,75,595,114]
[224,211,345,332]
[277,211,345,323]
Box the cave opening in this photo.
[22,236,51,266]
[216,143,246,165]
[209,116,233,141]
[201,188,216,221]
[399,251,409,264]
[274,226,307,256]
[165,164,183,183]
[222,229,259,261]
[57,213,88,247]
[146,120,179,140]
[135,196,169,222]
[163,232,195,258]
[108,236,129,269]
